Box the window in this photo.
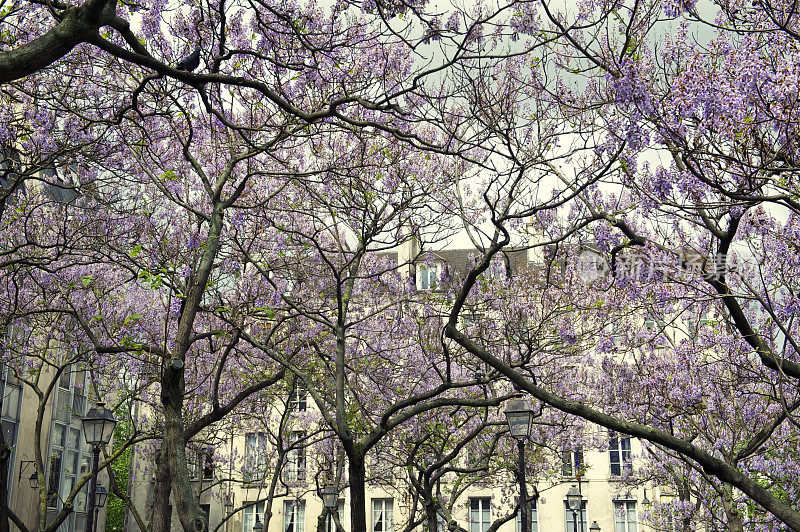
[613,501,637,532]
[564,500,587,532]
[243,501,265,532]
[0,363,20,499]
[372,498,393,532]
[603,323,623,348]
[469,498,491,532]
[515,500,538,532]
[325,500,346,532]
[46,368,92,519]
[644,318,668,346]
[417,264,440,290]
[244,433,269,482]
[609,431,632,476]
[284,431,306,483]
[284,500,305,532]
[289,384,307,412]
[561,449,584,478]
[202,453,214,480]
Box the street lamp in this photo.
[253,514,263,531]
[90,485,108,532]
[589,522,601,532]
[566,484,584,532]
[28,472,38,490]
[504,398,534,532]
[94,485,108,508]
[224,496,234,532]
[321,484,338,532]
[82,402,117,532]
[642,487,652,507]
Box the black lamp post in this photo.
[93,485,108,528]
[28,472,38,490]
[589,521,601,532]
[566,484,584,532]
[82,402,117,532]
[94,485,108,508]
[224,496,234,532]
[321,484,338,532]
[253,514,263,531]
[504,398,534,532]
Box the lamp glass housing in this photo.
[589,521,601,531]
[565,485,583,512]
[82,402,118,445]
[28,472,38,490]
[504,398,534,440]
[95,485,108,508]
[321,484,338,508]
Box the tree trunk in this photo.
[162,372,204,532]
[426,503,438,532]
[721,483,744,532]
[150,449,172,532]
[347,454,367,532]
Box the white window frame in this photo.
[242,501,266,532]
[561,449,584,478]
[417,264,441,291]
[289,383,307,412]
[613,501,637,532]
[469,497,491,532]
[283,500,305,532]
[244,432,269,482]
[284,431,306,483]
[372,498,394,532]
[515,500,539,532]
[609,431,632,477]
[325,499,346,532]
[564,500,587,532]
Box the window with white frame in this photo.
[372,498,393,532]
[284,500,305,532]
[609,431,632,476]
[0,363,20,498]
[244,433,269,482]
[46,365,91,528]
[325,499,346,532]
[515,500,539,532]
[242,501,265,532]
[417,264,440,290]
[561,448,584,478]
[289,383,307,412]
[469,498,491,532]
[644,318,668,346]
[613,501,637,532]
[564,500,587,532]
[284,431,306,482]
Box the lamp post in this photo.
[224,496,234,532]
[589,522,601,532]
[504,398,534,532]
[321,484,338,532]
[82,402,117,532]
[28,472,38,490]
[93,485,108,529]
[566,484,584,532]
[253,514,263,532]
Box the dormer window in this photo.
[417,264,440,291]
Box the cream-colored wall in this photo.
[8,363,110,532]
